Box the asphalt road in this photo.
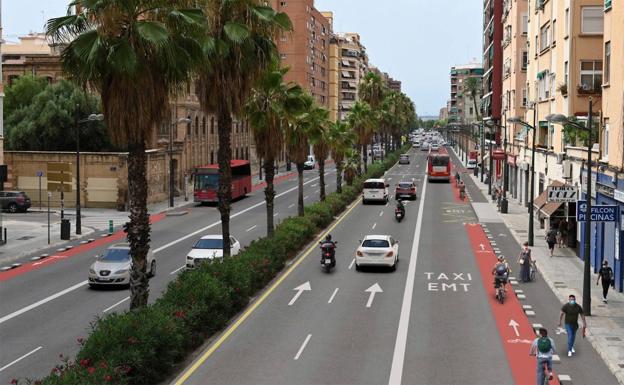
[0,165,338,382]
[169,148,619,385]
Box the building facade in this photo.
[449,63,484,124]
[272,0,331,107]
[483,0,503,124]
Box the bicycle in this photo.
[541,360,553,384]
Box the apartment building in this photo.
[272,0,331,107]
[388,77,402,92]
[326,32,369,121]
[501,0,528,202]
[0,2,4,168]
[448,63,484,124]
[483,0,503,124]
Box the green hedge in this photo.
[19,147,408,385]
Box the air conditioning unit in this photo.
[563,160,573,179]
[556,153,565,164]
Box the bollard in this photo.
[109,220,114,235]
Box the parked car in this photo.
[303,155,316,170]
[186,235,241,268]
[355,235,399,271]
[88,243,155,287]
[395,181,417,200]
[399,154,410,164]
[0,191,31,213]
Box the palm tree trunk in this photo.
[336,160,343,194]
[297,162,305,216]
[370,138,375,163]
[127,141,150,310]
[319,160,326,201]
[362,144,368,173]
[217,107,232,257]
[264,157,276,237]
[357,148,362,175]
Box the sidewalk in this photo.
[455,148,624,384]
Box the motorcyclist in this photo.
[395,199,406,216]
[320,234,337,263]
[492,255,510,291]
[458,180,466,199]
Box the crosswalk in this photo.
[79,214,130,231]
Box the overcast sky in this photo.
[2,0,482,117]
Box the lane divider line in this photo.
[348,258,355,270]
[170,265,185,275]
[246,225,257,232]
[0,346,43,372]
[103,296,130,313]
[294,334,312,360]
[172,197,363,384]
[328,288,339,304]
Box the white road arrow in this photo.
[509,319,520,337]
[365,283,383,308]
[288,281,311,306]
[498,234,508,237]
[479,244,485,251]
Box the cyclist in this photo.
[492,255,510,292]
[530,328,556,385]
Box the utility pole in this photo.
[75,107,82,235]
[583,97,593,316]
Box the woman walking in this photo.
[517,241,533,282]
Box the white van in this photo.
[362,178,389,204]
[304,155,316,170]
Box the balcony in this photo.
[576,84,602,95]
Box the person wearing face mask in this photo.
[558,294,587,357]
[597,260,614,303]
[517,241,532,282]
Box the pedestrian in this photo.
[558,294,587,357]
[530,328,556,385]
[597,260,615,303]
[546,226,558,257]
[517,241,532,282]
[558,219,567,248]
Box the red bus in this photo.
[427,154,451,182]
[193,160,252,203]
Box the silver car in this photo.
[88,243,155,287]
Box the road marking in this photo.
[388,177,428,385]
[294,334,312,360]
[246,225,257,232]
[153,176,322,254]
[349,258,355,270]
[288,282,311,306]
[365,283,383,308]
[315,189,319,194]
[170,265,185,275]
[372,222,377,230]
[379,211,384,217]
[103,296,130,313]
[172,198,362,384]
[328,288,339,304]
[304,195,309,200]
[0,281,87,324]
[509,319,520,337]
[288,204,295,208]
[0,346,43,372]
[274,213,279,217]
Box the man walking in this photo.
[559,294,587,357]
[597,260,614,303]
[546,226,557,257]
[530,328,556,385]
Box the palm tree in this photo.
[359,72,386,161]
[464,77,482,122]
[327,121,355,193]
[348,101,375,174]
[287,94,321,216]
[47,1,205,309]
[310,106,331,201]
[246,68,303,237]
[195,0,292,255]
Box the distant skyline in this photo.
[2,0,483,116]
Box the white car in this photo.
[430,143,440,151]
[304,155,316,170]
[362,178,389,204]
[186,235,241,268]
[355,235,399,271]
[89,243,155,287]
[467,159,478,169]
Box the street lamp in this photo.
[546,97,594,316]
[170,117,192,208]
[76,113,104,235]
[508,115,537,247]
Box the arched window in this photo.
[210,117,215,134]
[202,117,207,135]
[187,116,192,136]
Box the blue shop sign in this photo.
[577,200,618,222]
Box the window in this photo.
[187,117,192,136]
[202,117,206,135]
[580,60,603,91]
[210,117,215,134]
[564,61,569,87]
[565,8,570,35]
[280,53,287,59]
[604,41,611,84]
[539,24,550,52]
[602,119,609,159]
[551,20,556,46]
[522,14,528,34]
[521,51,528,70]
[280,1,286,6]
[581,6,604,34]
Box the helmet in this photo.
[325,234,332,242]
[497,255,504,261]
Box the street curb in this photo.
[166,210,190,217]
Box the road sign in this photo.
[47,162,72,192]
[547,186,578,203]
[577,200,618,222]
[36,170,44,177]
[47,181,72,193]
[47,163,71,173]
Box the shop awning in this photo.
[533,180,565,217]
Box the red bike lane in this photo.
[465,223,560,385]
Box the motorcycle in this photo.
[320,242,337,273]
[395,202,406,222]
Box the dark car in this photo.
[399,154,410,164]
[0,191,32,213]
[395,181,417,200]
